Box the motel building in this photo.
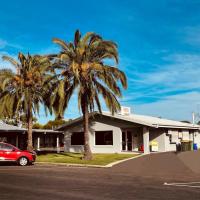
[1,107,200,154]
[57,108,200,154]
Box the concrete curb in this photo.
[105,154,144,167]
[35,154,144,168]
[35,162,107,168]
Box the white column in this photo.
[37,137,40,151]
[143,127,150,154]
[56,136,60,153]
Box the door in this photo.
[122,131,133,151]
[122,132,126,151]
[1,143,16,161]
[127,131,132,151]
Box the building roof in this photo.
[32,129,63,133]
[0,121,26,131]
[57,111,200,130]
[102,112,200,129]
[0,121,63,133]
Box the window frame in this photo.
[95,131,113,146]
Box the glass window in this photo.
[0,143,3,150]
[71,132,84,145]
[178,130,183,139]
[0,143,14,151]
[95,131,113,145]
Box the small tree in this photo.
[32,123,44,129]
[43,119,67,129]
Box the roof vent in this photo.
[120,106,131,116]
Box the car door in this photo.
[1,143,16,161]
[0,143,5,161]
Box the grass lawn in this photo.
[36,153,138,166]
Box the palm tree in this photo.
[52,30,127,160]
[0,53,53,151]
[0,69,15,119]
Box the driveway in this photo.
[112,151,200,181]
[0,152,200,200]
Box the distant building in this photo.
[0,121,64,152]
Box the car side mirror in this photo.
[12,148,16,152]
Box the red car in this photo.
[0,142,36,166]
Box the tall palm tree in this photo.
[52,30,127,160]
[0,53,53,151]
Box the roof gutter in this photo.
[152,124,200,130]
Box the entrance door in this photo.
[127,131,132,151]
[122,131,133,151]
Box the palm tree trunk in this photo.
[27,104,33,151]
[83,103,93,160]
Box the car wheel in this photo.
[18,157,29,166]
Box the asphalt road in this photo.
[0,159,200,200]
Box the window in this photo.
[95,131,113,145]
[169,134,172,143]
[0,143,3,150]
[71,132,84,145]
[0,143,14,151]
[178,130,183,139]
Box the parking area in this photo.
[0,151,200,200]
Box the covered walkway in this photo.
[0,121,64,151]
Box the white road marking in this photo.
[164,182,200,188]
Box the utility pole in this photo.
[192,112,195,124]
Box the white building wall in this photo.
[167,129,179,151]
[63,118,200,153]
[165,133,172,152]
[194,130,200,149]
[182,130,190,140]
[143,127,150,154]
[89,121,122,153]
[64,129,84,153]
[64,121,122,153]
[149,129,167,152]
[164,129,200,152]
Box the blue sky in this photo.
[1,0,200,123]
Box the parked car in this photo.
[0,142,36,166]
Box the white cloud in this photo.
[0,51,17,71]
[0,38,23,50]
[133,92,200,122]
[118,52,200,122]
[131,53,200,93]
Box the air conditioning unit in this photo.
[120,106,131,116]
